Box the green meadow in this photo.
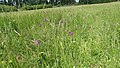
[0,2,120,68]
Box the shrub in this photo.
[21,5,32,10]
[56,4,61,7]
[45,4,53,8]
[22,4,43,10]
[35,4,43,9]
[21,4,53,10]
[0,5,17,12]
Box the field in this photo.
[0,2,120,68]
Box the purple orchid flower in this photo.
[34,39,40,46]
[69,32,74,36]
[39,23,42,27]
[44,18,46,21]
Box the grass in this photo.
[0,2,120,68]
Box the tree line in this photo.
[2,0,119,8]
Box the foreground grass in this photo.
[0,2,120,68]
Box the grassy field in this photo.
[0,2,120,68]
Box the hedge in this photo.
[0,5,17,12]
[22,4,53,10]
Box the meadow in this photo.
[0,2,120,68]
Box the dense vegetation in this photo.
[21,4,53,10]
[0,4,53,12]
[0,0,119,12]
[0,2,120,68]
[0,5,17,12]
[2,0,119,6]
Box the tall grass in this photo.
[0,2,120,68]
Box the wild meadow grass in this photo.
[0,2,120,68]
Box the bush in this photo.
[35,5,43,9]
[21,5,31,10]
[22,5,43,10]
[56,4,61,7]
[21,4,53,10]
[0,5,17,12]
[45,4,53,8]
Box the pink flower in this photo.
[69,32,74,36]
[34,39,40,45]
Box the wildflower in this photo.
[44,18,46,21]
[69,32,74,36]
[34,39,40,45]
[26,36,29,38]
[39,23,42,27]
